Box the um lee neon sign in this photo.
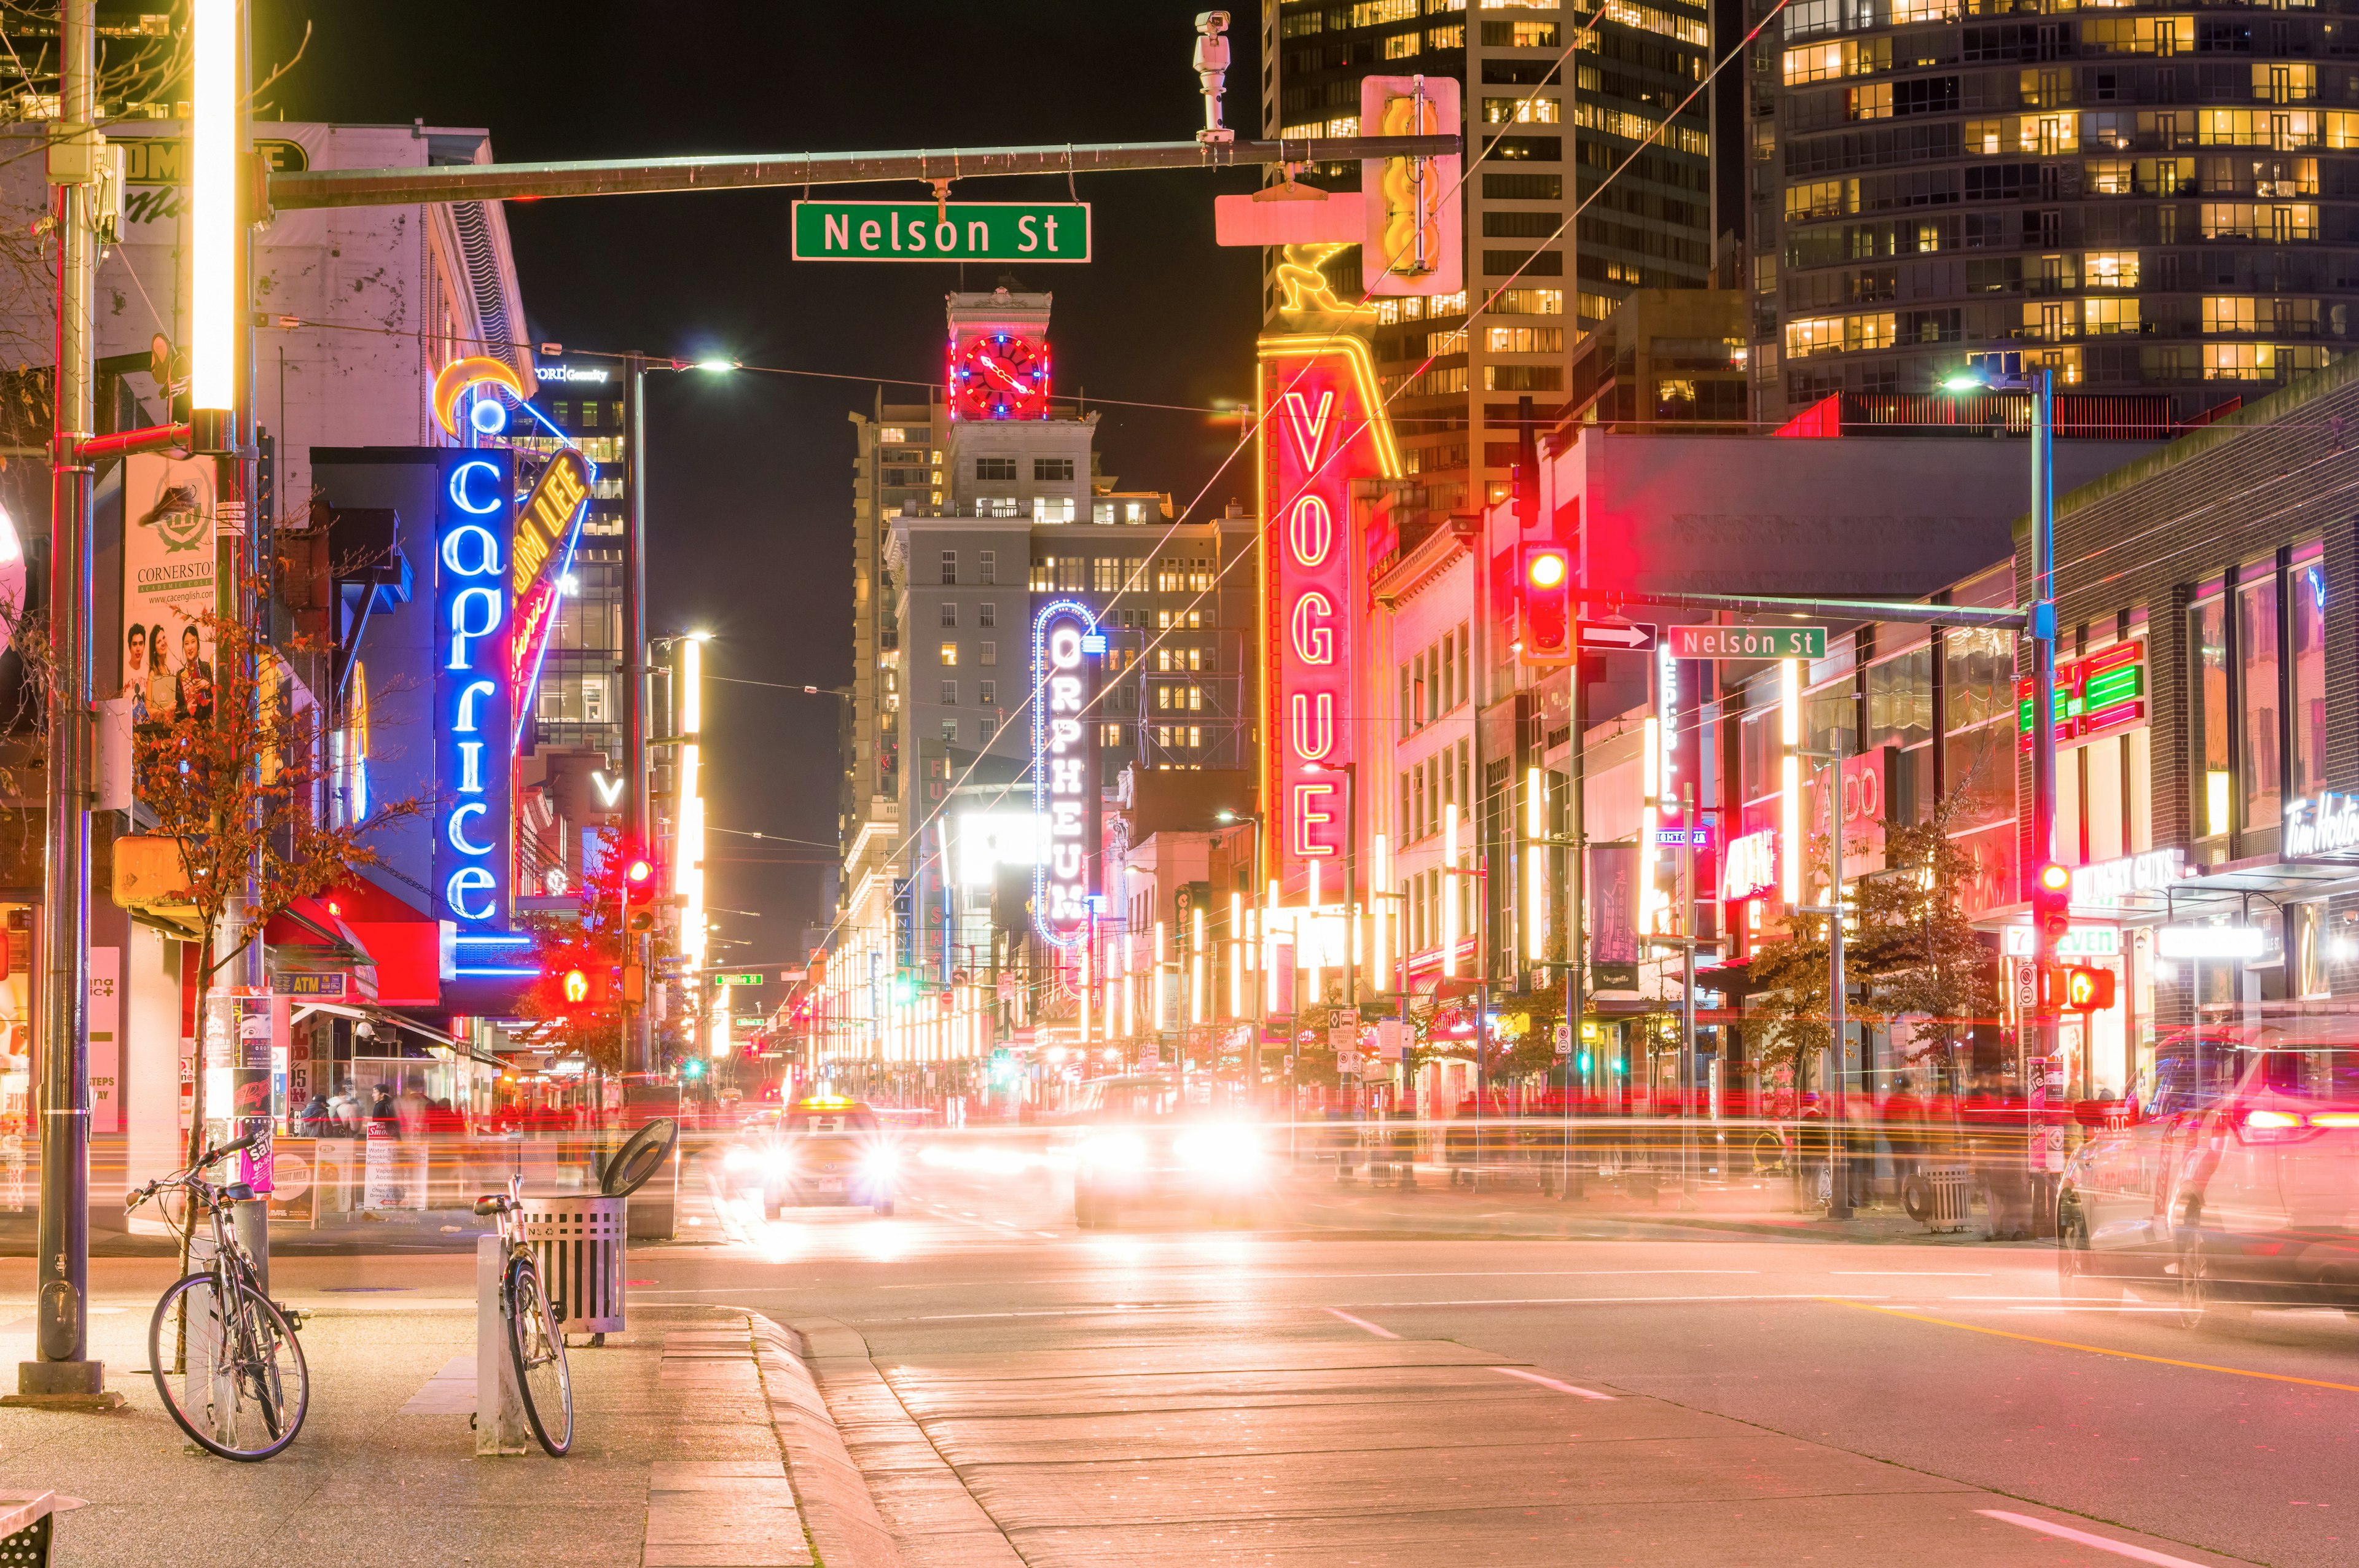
[1257,336,1399,892]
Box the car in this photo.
[721,1096,898,1217]
[2059,1024,2359,1323]
[1060,1074,1270,1229]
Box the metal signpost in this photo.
[791,201,1091,262]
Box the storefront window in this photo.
[1942,626,2014,731]
[2189,595,2231,838]
[1866,645,1932,751]
[2239,574,2282,833]
[2291,552,2327,801]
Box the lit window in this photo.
[939,642,958,666]
[2202,296,2259,333]
[2084,251,2139,289]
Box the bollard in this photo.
[475,1235,530,1455]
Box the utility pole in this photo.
[2027,366,2060,1224]
[1800,728,1851,1220]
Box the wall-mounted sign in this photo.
[2019,638,2146,751]
[2069,844,2186,908]
[432,450,515,930]
[957,811,1042,888]
[1031,601,1100,949]
[2157,924,2264,961]
[2285,793,2359,859]
[279,972,350,999]
[2001,924,2122,958]
[1809,745,1893,880]
[1258,334,1400,894]
[792,201,1091,263]
[507,447,593,742]
[1721,828,1777,900]
[1671,625,1826,660]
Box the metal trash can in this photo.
[520,1195,627,1335]
[1905,1166,1973,1234]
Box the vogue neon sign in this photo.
[1258,336,1399,889]
[434,450,515,929]
[1031,600,1100,949]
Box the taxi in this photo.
[722,1095,898,1218]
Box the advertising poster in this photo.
[119,452,217,729]
[1590,844,1640,991]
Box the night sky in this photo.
[255,2,1267,966]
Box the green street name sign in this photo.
[1669,625,1828,660]
[713,972,764,988]
[791,201,1090,263]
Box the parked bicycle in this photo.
[126,1130,309,1461]
[475,1172,573,1456]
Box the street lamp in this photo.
[1947,360,2063,1227]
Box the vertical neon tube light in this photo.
[1266,878,1282,1012]
[1079,936,1092,1044]
[679,638,708,999]
[1191,905,1206,1026]
[1526,767,1546,964]
[1155,920,1168,1031]
[190,0,236,414]
[1372,833,1391,996]
[1780,657,1802,908]
[1442,811,1460,979]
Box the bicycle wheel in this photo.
[504,1254,573,1456]
[148,1271,309,1461]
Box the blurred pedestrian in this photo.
[296,1091,332,1136]
[367,1083,398,1134]
[396,1074,430,1137]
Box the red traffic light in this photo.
[2062,964,2116,1011]
[2036,862,2070,895]
[561,968,589,1004]
[1517,544,1574,665]
[625,857,655,886]
[2030,860,2071,943]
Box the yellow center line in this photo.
[1825,1297,2359,1395]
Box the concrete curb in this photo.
[788,1316,1028,1568]
[749,1313,903,1568]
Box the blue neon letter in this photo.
[445,865,497,921]
[448,459,501,515]
[446,802,495,856]
[453,678,495,733]
[448,587,501,669]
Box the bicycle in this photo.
[475,1173,573,1456]
[126,1130,309,1461]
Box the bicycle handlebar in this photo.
[123,1130,267,1214]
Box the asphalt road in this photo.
[624,1150,2359,1567]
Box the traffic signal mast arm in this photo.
[263,136,1459,212]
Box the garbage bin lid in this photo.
[601,1117,678,1197]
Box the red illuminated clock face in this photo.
[950,331,1050,420]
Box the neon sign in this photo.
[508,447,593,744]
[1257,335,1399,892]
[1031,600,1099,949]
[2017,639,2146,751]
[431,355,530,440]
[434,449,515,930]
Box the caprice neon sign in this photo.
[1031,599,1100,950]
[1258,335,1399,891]
[434,450,514,929]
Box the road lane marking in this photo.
[1978,1510,2216,1567]
[1492,1365,1614,1401]
[1324,1308,1401,1339]
[1829,1270,1991,1276]
[1831,1299,2359,1395]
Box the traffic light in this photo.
[2062,965,2116,1011]
[2030,860,2071,946]
[680,1057,706,1082]
[1517,544,1574,665]
[625,856,654,888]
[561,968,589,1005]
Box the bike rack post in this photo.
[475,1235,530,1455]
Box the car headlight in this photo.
[1173,1125,1262,1177]
[863,1145,899,1182]
[1079,1132,1148,1172]
[723,1147,755,1171]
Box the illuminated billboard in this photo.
[1031,601,1099,948]
[434,449,515,930]
[957,811,1041,889]
[1256,335,1399,894]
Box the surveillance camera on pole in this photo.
[1193,13,1234,144]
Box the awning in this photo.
[289,1000,504,1069]
[315,879,442,1006]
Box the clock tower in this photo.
[945,287,1052,421]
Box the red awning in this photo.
[312,880,441,1007]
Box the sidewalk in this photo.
[0,1262,882,1568]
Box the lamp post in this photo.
[1947,362,2059,1223]
[619,356,736,1076]
[644,628,713,1080]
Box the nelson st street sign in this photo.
[791,200,1091,263]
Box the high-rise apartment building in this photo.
[1748,0,2359,424]
[1259,0,1715,521]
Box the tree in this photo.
[131,574,425,1178]
[513,830,635,1071]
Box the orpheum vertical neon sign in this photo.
[435,450,515,930]
[1031,600,1100,949]
[1257,336,1400,892]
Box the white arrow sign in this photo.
[1578,622,1657,652]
